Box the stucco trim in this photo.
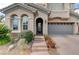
[27,3,50,14]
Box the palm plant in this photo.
[0,23,11,45]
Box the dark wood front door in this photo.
[36,18,43,35]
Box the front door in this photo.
[36,18,43,35]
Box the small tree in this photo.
[0,23,11,45]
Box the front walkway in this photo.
[31,36,49,55]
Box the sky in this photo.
[74,3,79,8]
[0,3,13,15]
[0,3,13,9]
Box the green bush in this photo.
[21,30,34,44]
[0,23,11,45]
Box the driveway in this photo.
[51,35,79,55]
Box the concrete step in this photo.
[34,36,44,39]
[31,36,49,55]
[32,46,47,48]
[34,39,45,43]
[32,42,47,46]
[31,51,49,55]
[32,46,48,50]
[32,48,48,52]
[32,40,47,46]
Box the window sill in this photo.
[12,30,21,33]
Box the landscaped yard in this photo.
[1,23,79,55]
[0,23,34,54]
[0,39,31,55]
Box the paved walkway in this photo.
[52,35,79,55]
[31,36,49,55]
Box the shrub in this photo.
[0,23,11,45]
[21,30,34,44]
[44,35,56,49]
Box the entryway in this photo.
[36,18,43,35]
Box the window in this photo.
[22,15,28,30]
[12,15,18,30]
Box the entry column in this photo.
[74,22,78,34]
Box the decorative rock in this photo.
[8,44,16,51]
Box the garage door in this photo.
[48,23,73,35]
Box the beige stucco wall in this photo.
[36,3,71,10]
[48,15,78,22]
[4,3,79,35]
[5,7,48,35]
[49,10,69,19]
[64,3,70,10]
[70,16,79,34]
[5,8,34,33]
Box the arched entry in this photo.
[36,18,43,35]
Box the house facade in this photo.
[0,3,79,35]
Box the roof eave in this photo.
[0,3,37,14]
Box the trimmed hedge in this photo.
[0,23,11,45]
[21,31,34,44]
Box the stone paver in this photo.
[31,36,49,55]
[52,35,79,55]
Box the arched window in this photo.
[22,15,28,30]
[11,15,18,30]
